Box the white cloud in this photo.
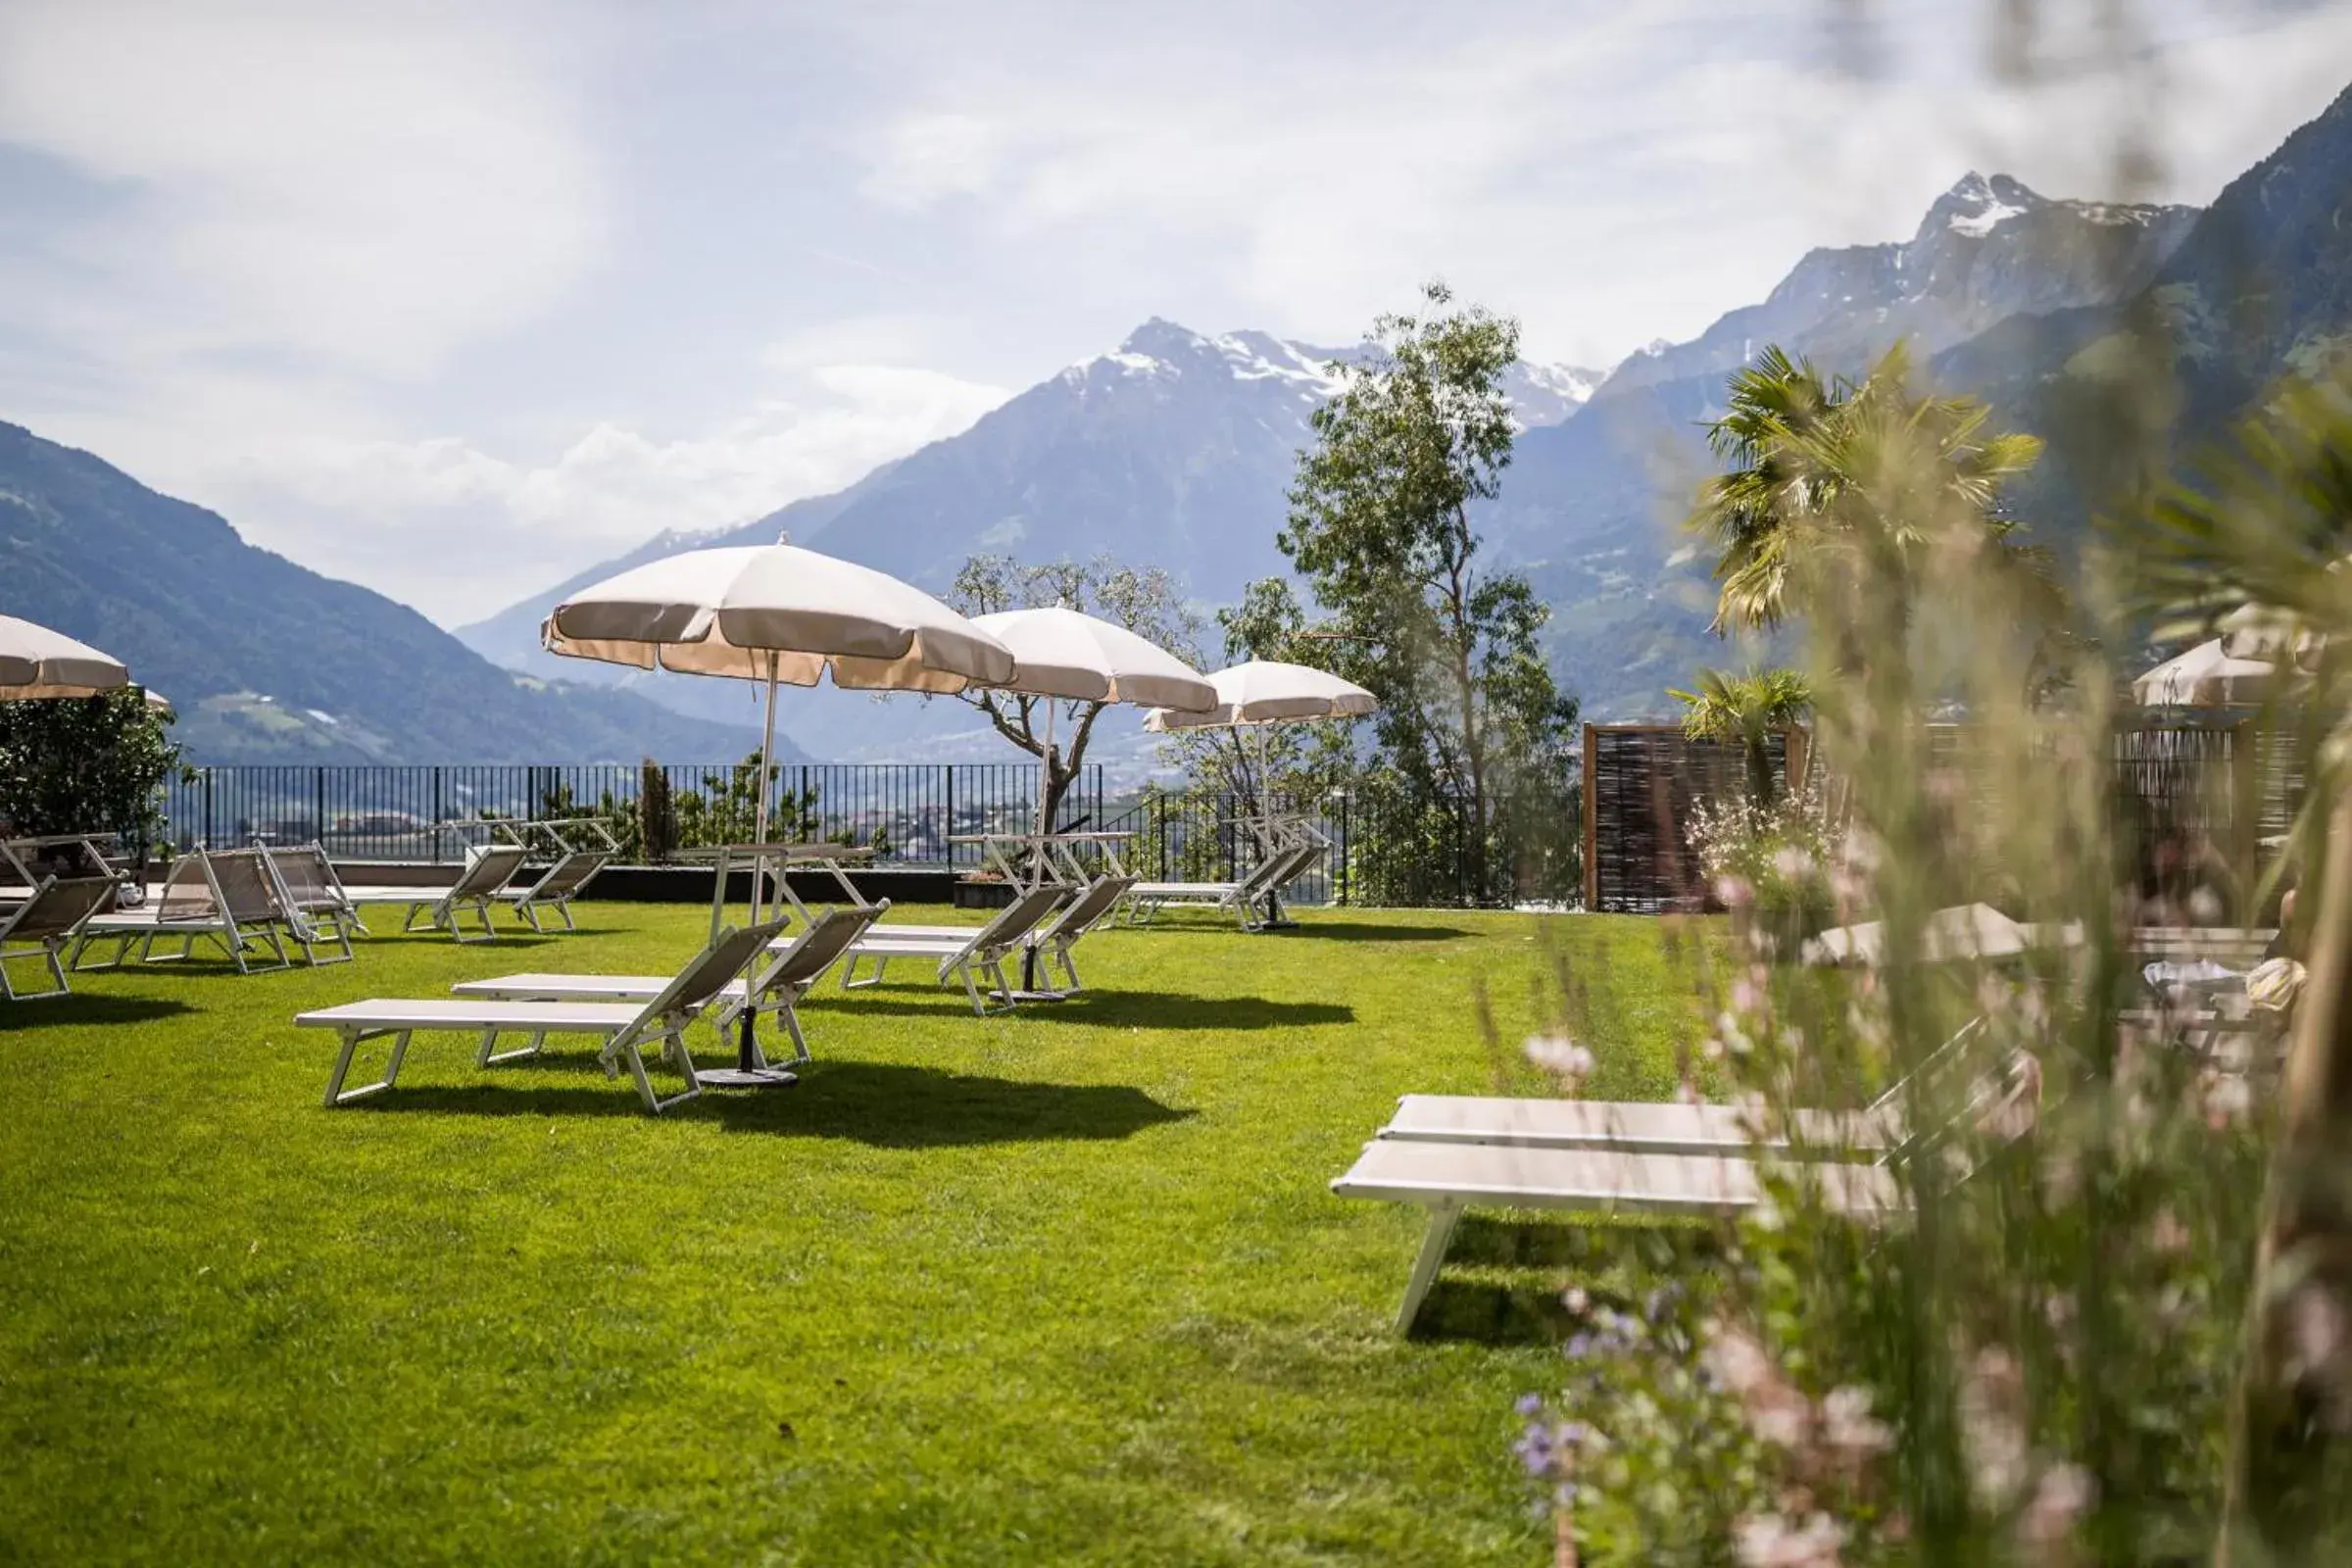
[859,113,1006,209]
[0,0,605,382]
[215,364,1009,621]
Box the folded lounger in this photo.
[256,842,359,964]
[0,875,121,1000]
[449,901,887,1066]
[73,847,297,974]
[336,844,530,944]
[495,846,611,934]
[295,916,790,1113]
[839,884,1069,1014]
[1333,1139,1905,1332]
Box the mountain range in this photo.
[0,422,774,763]
[10,80,2348,766]
[466,92,2343,731]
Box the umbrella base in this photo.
[1002,989,1071,1004]
[697,1066,801,1090]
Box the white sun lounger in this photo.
[839,884,1069,1014]
[450,902,887,1066]
[1333,1139,1904,1331]
[1377,1095,1903,1159]
[296,916,790,1113]
[0,875,121,1000]
[73,847,297,974]
[256,842,359,964]
[342,844,529,943]
[495,847,611,934]
[1125,850,1292,930]
[858,869,1134,995]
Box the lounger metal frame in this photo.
[841,883,1070,1014]
[255,841,359,964]
[398,844,531,943]
[489,817,618,933]
[73,848,298,974]
[0,874,120,1000]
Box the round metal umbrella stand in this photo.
[545,537,1016,1085]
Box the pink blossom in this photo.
[1526,1035,1595,1083]
[2019,1464,2093,1547]
[1735,1510,1846,1567]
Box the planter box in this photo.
[954,878,1016,909]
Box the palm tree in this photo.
[1687,342,2048,642]
[1669,665,1813,807]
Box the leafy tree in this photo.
[1688,342,2051,651]
[947,553,1203,839]
[1668,666,1813,807]
[0,689,189,847]
[1280,282,1580,902]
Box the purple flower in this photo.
[1515,1393,1544,1417]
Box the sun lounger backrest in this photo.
[209,848,290,925]
[453,844,530,900]
[268,844,350,913]
[525,848,608,901]
[151,854,222,924]
[764,903,887,988]
[628,916,795,1028]
[1,876,119,944]
[1044,873,1136,943]
[968,884,1067,960]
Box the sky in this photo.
[2,0,2349,626]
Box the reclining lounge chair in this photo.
[258,842,359,964]
[449,902,886,1067]
[295,916,790,1113]
[74,847,297,974]
[496,845,611,934]
[0,875,121,1000]
[336,844,530,943]
[840,884,1068,1014]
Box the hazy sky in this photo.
[3,0,2348,624]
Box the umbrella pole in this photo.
[1021,702,1056,995]
[710,654,797,1087]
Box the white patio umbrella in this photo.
[0,614,131,700]
[1143,660,1378,925]
[1142,660,1378,730]
[545,538,1016,1087]
[2132,639,2276,708]
[961,606,1217,997]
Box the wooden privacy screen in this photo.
[1582,718,2300,918]
[1581,724,1797,913]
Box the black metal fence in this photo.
[159,763,1590,909]
[164,762,1106,873]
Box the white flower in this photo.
[1821,1386,1893,1455]
[1736,1510,1846,1567]
[2201,1072,2252,1128]
[1772,846,1816,880]
[1525,1035,1595,1082]
[2020,1464,2093,1546]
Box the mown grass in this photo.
[0,901,1716,1565]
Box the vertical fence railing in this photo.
[163,762,1107,868]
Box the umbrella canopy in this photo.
[969,607,1217,711]
[1142,660,1377,730]
[1802,903,2042,967]
[0,614,131,700]
[545,543,1014,694]
[2132,639,2275,708]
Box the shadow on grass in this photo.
[1126,919,1471,943]
[805,989,1352,1031]
[348,1058,1195,1147]
[0,993,199,1030]
[1408,1217,1732,1346]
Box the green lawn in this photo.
[0,902,1712,1565]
